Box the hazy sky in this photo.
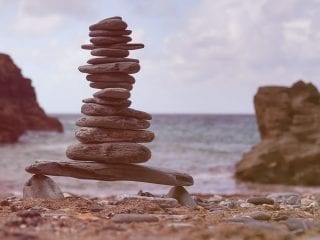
[1,0,320,114]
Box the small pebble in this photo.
[247,197,274,205]
[248,211,271,221]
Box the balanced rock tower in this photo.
[24,17,194,199]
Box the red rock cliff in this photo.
[0,53,63,143]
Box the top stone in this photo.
[90,17,128,31]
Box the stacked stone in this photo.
[24,17,194,190]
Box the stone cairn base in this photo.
[24,17,194,205]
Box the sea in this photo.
[1,114,319,197]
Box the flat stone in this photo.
[116,195,178,208]
[107,43,144,50]
[89,18,127,31]
[93,88,130,99]
[91,48,129,58]
[86,73,135,83]
[66,143,151,163]
[248,211,271,221]
[23,174,64,199]
[89,82,133,90]
[166,186,197,208]
[89,29,132,37]
[90,36,131,45]
[247,197,274,205]
[81,44,96,50]
[87,57,139,65]
[81,103,152,120]
[75,127,154,143]
[82,98,131,108]
[111,213,158,223]
[79,62,140,74]
[26,161,194,186]
[76,116,150,129]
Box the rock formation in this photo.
[236,80,320,185]
[0,53,63,143]
[24,17,193,197]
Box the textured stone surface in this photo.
[236,80,320,185]
[93,88,130,99]
[23,174,64,199]
[26,161,194,186]
[86,73,135,83]
[91,48,129,58]
[76,116,150,129]
[75,127,154,143]
[79,62,140,74]
[0,53,63,143]
[87,57,139,65]
[66,142,151,163]
[90,36,131,45]
[89,17,127,31]
[81,103,152,120]
[111,214,159,223]
[89,29,132,37]
[82,97,131,108]
[89,82,133,90]
[115,195,178,208]
[167,186,197,208]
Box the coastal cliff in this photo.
[0,53,63,143]
[236,80,320,185]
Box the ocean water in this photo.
[0,114,319,197]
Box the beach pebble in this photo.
[248,211,271,221]
[111,213,159,223]
[240,202,254,208]
[23,174,64,200]
[283,218,312,231]
[78,62,140,74]
[272,212,289,221]
[166,186,197,208]
[116,195,178,208]
[247,197,274,205]
[267,192,301,205]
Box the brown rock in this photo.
[107,43,144,50]
[91,48,129,58]
[90,36,131,45]
[25,161,194,186]
[87,57,139,65]
[66,142,151,163]
[236,80,320,185]
[0,53,63,143]
[89,29,132,37]
[76,116,150,129]
[111,214,159,223]
[86,73,135,83]
[81,44,95,50]
[93,88,130,99]
[79,62,140,74]
[89,18,127,31]
[82,97,131,108]
[89,82,133,90]
[81,103,152,120]
[75,127,155,143]
[167,186,197,208]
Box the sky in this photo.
[1,0,320,114]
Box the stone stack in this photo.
[24,17,194,196]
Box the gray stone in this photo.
[247,197,274,205]
[267,192,301,205]
[111,213,158,223]
[86,73,135,83]
[166,186,197,208]
[23,174,64,199]
[81,103,152,120]
[93,88,130,99]
[89,82,133,90]
[66,143,151,163]
[91,48,129,58]
[76,116,150,130]
[87,57,139,65]
[79,62,140,74]
[82,97,131,108]
[25,161,194,186]
[248,211,271,221]
[75,127,154,143]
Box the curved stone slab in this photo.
[93,88,130,99]
[89,29,132,37]
[25,161,194,186]
[79,62,140,74]
[91,48,129,58]
[87,57,139,64]
[89,18,127,31]
[90,36,131,45]
[86,73,135,83]
[89,82,133,90]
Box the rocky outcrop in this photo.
[0,53,63,143]
[235,80,320,185]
